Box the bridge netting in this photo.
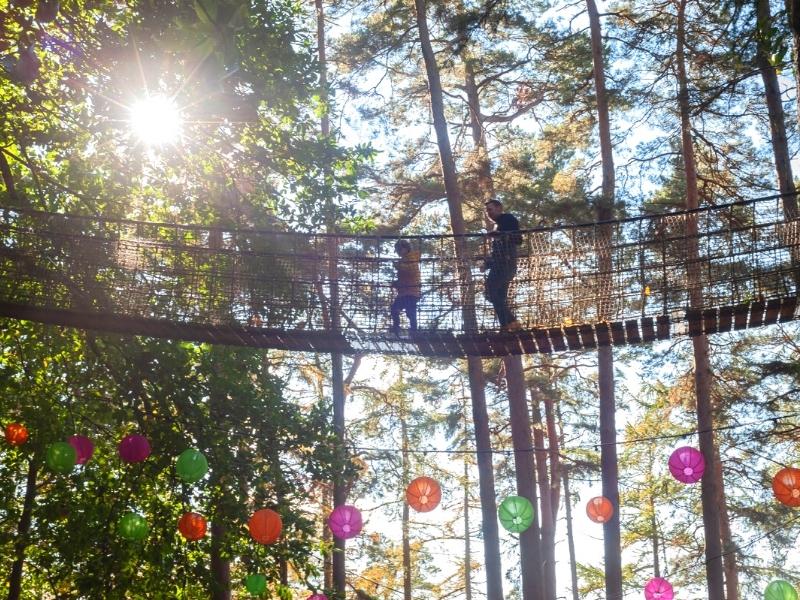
[0,194,798,356]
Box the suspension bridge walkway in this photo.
[0,194,798,357]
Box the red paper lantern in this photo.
[4,423,28,446]
[586,496,614,523]
[773,467,800,507]
[248,508,282,545]
[406,476,442,512]
[178,512,207,541]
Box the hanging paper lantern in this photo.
[668,446,705,484]
[46,441,77,474]
[586,496,614,524]
[772,467,800,507]
[245,574,267,596]
[406,476,442,513]
[644,577,674,600]
[119,512,149,541]
[178,512,207,541]
[176,448,208,483]
[328,505,362,540]
[765,580,799,600]
[498,496,534,533]
[67,435,94,465]
[308,594,328,600]
[248,508,282,545]
[119,434,151,464]
[4,423,28,446]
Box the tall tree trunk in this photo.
[562,466,580,600]
[0,151,19,203]
[714,447,738,600]
[542,386,561,520]
[530,385,556,600]
[757,0,798,218]
[505,356,544,600]
[787,0,800,134]
[323,486,333,591]
[676,2,726,597]
[586,1,622,597]
[6,458,37,600]
[464,451,473,600]
[316,0,348,594]
[413,0,504,597]
[401,406,412,600]
[210,518,231,599]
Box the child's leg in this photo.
[405,297,418,330]
[390,297,402,333]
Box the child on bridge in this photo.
[390,240,421,335]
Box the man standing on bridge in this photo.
[483,199,523,332]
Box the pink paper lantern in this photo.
[328,505,362,540]
[119,434,151,463]
[668,446,705,484]
[644,577,674,600]
[308,595,328,600]
[68,435,94,465]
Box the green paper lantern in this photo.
[498,495,534,533]
[245,574,267,596]
[765,580,799,600]
[46,441,77,474]
[176,449,208,483]
[118,512,149,541]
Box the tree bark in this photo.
[787,0,800,134]
[714,446,738,599]
[530,385,556,600]
[6,458,38,600]
[401,407,412,600]
[562,466,580,600]
[464,450,473,600]
[0,151,20,203]
[585,1,623,597]
[676,2,726,597]
[412,0,504,596]
[503,356,544,600]
[757,0,798,219]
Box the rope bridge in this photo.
[0,194,798,357]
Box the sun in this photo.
[129,95,183,146]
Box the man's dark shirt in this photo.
[488,213,522,269]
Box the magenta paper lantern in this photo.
[68,435,94,465]
[119,434,151,463]
[644,577,674,600]
[328,505,362,540]
[668,446,705,484]
[308,595,328,600]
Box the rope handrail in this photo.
[2,189,797,240]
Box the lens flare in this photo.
[129,95,182,146]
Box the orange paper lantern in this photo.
[406,476,442,513]
[178,512,207,541]
[4,423,29,447]
[586,496,614,523]
[248,508,282,545]
[772,467,800,507]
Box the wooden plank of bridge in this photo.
[718,306,733,333]
[548,327,567,352]
[764,298,781,325]
[733,303,749,330]
[625,319,641,344]
[595,322,611,347]
[656,315,670,340]
[703,308,718,335]
[749,300,765,328]
[641,317,656,342]
[456,334,480,356]
[579,324,597,348]
[779,296,798,322]
[534,328,552,353]
[516,331,539,354]
[564,326,582,351]
[610,321,626,346]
